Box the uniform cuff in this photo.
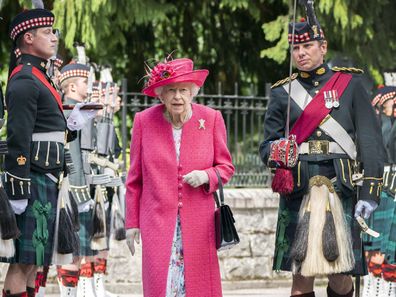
[3,171,31,200]
[360,177,383,202]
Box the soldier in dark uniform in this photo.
[362,87,396,296]
[1,8,75,297]
[259,17,384,297]
[92,81,123,297]
[56,62,97,297]
[34,55,64,297]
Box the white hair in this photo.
[155,83,200,98]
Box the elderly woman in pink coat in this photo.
[125,57,235,297]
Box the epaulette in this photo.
[331,66,364,74]
[271,73,298,89]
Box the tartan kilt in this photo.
[78,189,112,255]
[273,182,366,276]
[364,191,394,252]
[383,197,396,264]
[77,208,98,257]
[0,171,58,266]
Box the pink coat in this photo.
[125,103,234,297]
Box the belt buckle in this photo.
[308,140,329,154]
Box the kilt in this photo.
[77,209,98,257]
[272,163,366,276]
[1,171,58,266]
[383,196,396,264]
[79,188,112,255]
[364,191,394,252]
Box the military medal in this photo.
[324,91,333,109]
[331,90,340,108]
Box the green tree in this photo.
[1,0,396,89]
[261,0,396,84]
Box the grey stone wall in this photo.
[0,188,292,292]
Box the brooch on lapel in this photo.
[198,119,206,130]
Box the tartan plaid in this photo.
[77,209,98,257]
[272,163,367,276]
[0,171,58,266]
[382,263,396,282]
[363,192,394,252]
[383,197,396,264]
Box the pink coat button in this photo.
[178,201,183,208]
[178,183,183,189]
[178,193,182,198]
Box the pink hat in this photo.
[142,58,209,97]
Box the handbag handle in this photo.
[213,168,224,208]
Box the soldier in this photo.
[34,54,63,297]
[362,87,396,297]
[90,81,123,297]
[2,8,95,297]
[2,7,68,297]
[259,6,384,297]
[57,63,96,297]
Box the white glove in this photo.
[67,103,98,131]
[126,228,140,256]
[183,170,209,188]
[77,199,94,213]
[9,199,28,215]
[354,200,378,219]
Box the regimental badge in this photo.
[324,90,339,109]
[316,67,326,75]
[17,155,27,165]
[198,119,206,130]
[312,25,319,38]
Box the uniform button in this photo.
[178,174,183,180]
[314,81,319,86]
[316,130,322,137]
[315,90,319,94]
[178,201,183,208]
[178,164,182,171]
[178,193,182,198]
[178,183,183,189]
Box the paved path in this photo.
[45,287,329,297]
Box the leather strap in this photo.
[213,169,224,208]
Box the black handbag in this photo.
[213,169,240,251]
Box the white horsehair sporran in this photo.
[291,175,355,276]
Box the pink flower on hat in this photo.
[146,63,176,87]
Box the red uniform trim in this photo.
[290,72,352,144]
[31,67,63,112]
[8,65,63,112]
[8,65,23,80]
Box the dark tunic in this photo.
[259,63,385,275]
[2,54,69,265]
